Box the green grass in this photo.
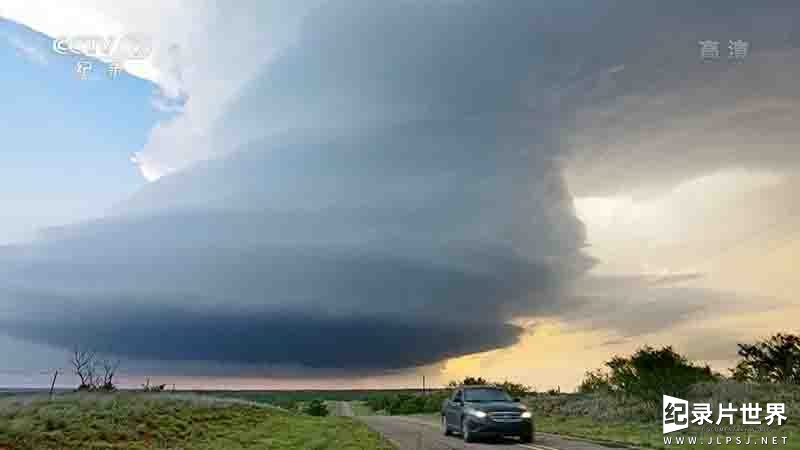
[0,393,394,450]
[350,401,379,417]
[400,408,798,449]
[529,381,800,450]
[195,389,433,405]
[536,415,798,450]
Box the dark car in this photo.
[441,385,534,443]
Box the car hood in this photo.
[464,401,526,413]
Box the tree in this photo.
[70,349,121,391]
[579,369,611,393]
[580,346,717,402]
[496,380,534,398]
[731,333,800,384]
[446,377,533,398]
[100,357,120,391]
[71,349,96,390]
[303,399,329,416]
[447,376,488,388]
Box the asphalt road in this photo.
[353,410,626,450]
[329,400,355,417]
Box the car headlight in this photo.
[466,408,487,418]
[521,411,532,418]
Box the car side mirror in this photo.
[513,397,521,403]
[454,399,463,405]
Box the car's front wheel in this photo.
[462,417,475,443]
[442,416,451,436]
[520,431,534,444]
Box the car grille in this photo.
[488,411,523,422]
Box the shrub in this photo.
[447,377,535,399]
[578,369,611,394]
[579,346,718,405]
[497,380,535,398]
[364,391,449,415]
[447,377,487,387]
[303,399,329,416]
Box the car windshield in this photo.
[463,388,512,402]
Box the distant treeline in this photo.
[363,378,538,415]
[199,389,447,405]
[365,391,450,415]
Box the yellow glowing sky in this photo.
[430,168,800,392]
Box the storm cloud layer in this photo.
[3,0,800,375]
[0,120,588,373]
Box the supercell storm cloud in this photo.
[1,119,589,373]
[2,0,800,376]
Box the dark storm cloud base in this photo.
[6,308,522,372]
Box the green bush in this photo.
[447,377,487,387]
[497,380,536,398]
[579,346,719,405]
[579,369,611,393]
[447,377,535,399]
[303,399,329,416]
[365,391,449,415]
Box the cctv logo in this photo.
[663,395,689,434]
[52,33,153,61]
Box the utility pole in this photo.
[422,375,426,394]
[49,370,59,400]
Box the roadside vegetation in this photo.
[533,382,800,450]
[0,393,393,450]
[531,332,800,449]
[303,399,330,416]
[201,389,419,405]
[365,391,449,415]
[363,377,535,415]
[360,332,799,449]
[577,345,720,409]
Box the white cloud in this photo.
[1,0,317,180]
[0,1,181,88]
[574,168,788,275]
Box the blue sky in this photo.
[0,18,172,244]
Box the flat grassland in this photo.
[0,393,394,450]
[196,389,431,404]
